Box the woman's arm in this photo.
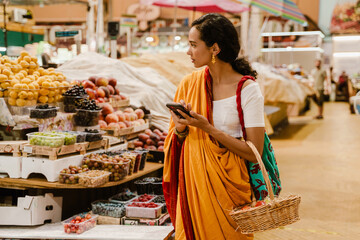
[175,104,264,163]
[203,124,264,163]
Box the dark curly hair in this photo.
[191,13,257,78]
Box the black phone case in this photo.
[166,103,193,119]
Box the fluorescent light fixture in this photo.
[332,35,360,41]
[0,47,6,52]
[261,47,324,53]
[145,37,154,42]
[174,36,181,41]
[261,31,325,38]
[333,52,360,57]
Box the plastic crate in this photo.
[62,213,98,234]
[125,203,162,219]
[91,200,126,218]
[78,170,111,187]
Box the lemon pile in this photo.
[0,51,70,107]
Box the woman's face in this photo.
[187,27,212,68]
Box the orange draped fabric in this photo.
[163,68,253,240]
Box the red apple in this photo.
[107,122,120,130]
[83,80,96,90]
[107,85,115,95]
[99,120,107,129]
[124,107,134,113]
[100,86,110,98]
[108,78,117,88]
[85,88,96,100]
[102,103,114,116]
[88,76,97,84]
[137,119,145,125]
[129,113,138,121]
[115,88,120,95]
[123,121,132,128]
[145,129,152,136]
[120,94,127,100]
[118,122,127,129]
[124,112,131,121]
[157,146,164,151]
[255,201,266,207]
[97,97,105,103]
[105,113,119,124]
[96,88,106,98]
[95,77,108,87]
[117,113,125,122]
[134,109,145,119]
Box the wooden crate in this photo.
[0,141,26,157]
[127,122,149,140]
[105,127,134,137]
[87,138,109,151]
[97,215,121,225]
[22,142,88,160]
[98,98,130,109]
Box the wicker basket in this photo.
[229,141,301,234]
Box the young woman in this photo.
[163,13,265,240]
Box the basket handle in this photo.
[246,141,275,200]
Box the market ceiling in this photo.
[1,0,88,5]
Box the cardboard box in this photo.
[122,213,170,226]
[0,193,62,226]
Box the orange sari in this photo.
[163,68,253,240]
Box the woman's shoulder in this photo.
[179,68,206,87]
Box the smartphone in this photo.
[166,103,193,119]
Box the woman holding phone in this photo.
[163,13,266,240]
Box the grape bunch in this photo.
[63,85,86,96]
[76,99,101,110]
[35,104,56,109]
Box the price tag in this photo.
[23,146,33,153]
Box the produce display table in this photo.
[0,224,174,240]
[0,162,164,190]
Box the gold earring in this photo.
[212,54,216,64]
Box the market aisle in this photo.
[255,102,360,240]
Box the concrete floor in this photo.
[255,102,360,240]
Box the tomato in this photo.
[75,216,81,221]
[255,201,266,207]
[86,214,92,219]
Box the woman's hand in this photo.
[169,100,190,133]
[170,100,210,132]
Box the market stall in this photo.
[0,49,173,239]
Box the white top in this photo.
[212,82,265,138]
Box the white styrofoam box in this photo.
[0,155,21,178]
[0,193,62,226]
[22,154,83,182]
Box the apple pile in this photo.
[63,213,95,234]
[240,200,266,211]
[99,106,146,131]
[79,76,127,104]
[134,128,167,151]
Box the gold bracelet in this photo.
[174,127,189,138]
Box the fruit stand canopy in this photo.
[3,0,87,6]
